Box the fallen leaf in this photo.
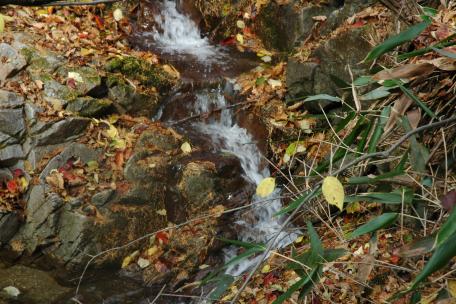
[256,177,276,198]
[113,8,123,21]
[322,176,345,211]
[448,280,456,297]
[181,142,192,154]
[442,190,456,212]
[236,33,244,44]
[68,72,83,83]
[373,63,435,80]
[137,257,151,269]
[236,20,245,29]
[261,264,271,273]
[156,209,167,216]
[0,14,4,33]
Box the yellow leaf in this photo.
[256,177,275,198]
[236,20,245,29]
[181,142,192,154]
[294,236,304,243]
[261,264,271,273]
[19,177,28,192]
[0,14,4,33]
[121,255,132,268]
[448,280,456,297]
[236,34,244,45]
[105,123,118,139]
[147,245,158,256]
[80,48,94,56]
[156,209,167,216]
[322,176,345,211]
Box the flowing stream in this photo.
[147,0,297,278]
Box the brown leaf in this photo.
[406,108,421,130]
[442,190,456,212]
[429,57,456,71]
[383,95,413,137]
[372,63,435,81]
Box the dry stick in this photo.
[170,101,254,126]
[229,115,456,304]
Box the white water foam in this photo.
[193,89,297,276]
[146,0,222,61]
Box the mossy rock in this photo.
[55,66,102,96]
[106,56,177,92]
[65,97,113,117]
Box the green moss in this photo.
[106,56,176,92]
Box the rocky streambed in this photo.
[0,0,390,303]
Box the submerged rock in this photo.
[0,265,70,304]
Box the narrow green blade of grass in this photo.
[275,188,321,216]
[431,46,456,59]
[323,248,348,262]
[397,34,456,60]
[364,21,429,62]
[307,222,323,267]
[208,274,235,300]
[397,82,436,118]
[304,94,341,103]
[368,106,391,153]
[435,207,456,247]
[335,111,356,133]
[357,120,373,153]
[344,188,414,205]
[348,213,398,240]
[221,247,264,270]
[273,268,318,304]
[409,233,456,290]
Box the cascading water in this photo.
[144,0,222,61]
[149,0,297,280]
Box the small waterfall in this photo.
[193,90,297,276]
[145,0,221,61]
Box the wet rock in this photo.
[91,189,116,207]
[0,43,27,83]
[65,96,113,117]
[0,90,25,109]
[0,265,70,304]
[33,117,91,146]
[106,56,178,92]
[286,28,373,111]
[107,75,159,117]
[0,145,24,167]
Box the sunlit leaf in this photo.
[256,177,276,198]
[322,176,345,211]
[180,142,192,154]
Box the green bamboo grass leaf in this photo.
[353,75,375,87]
[368,106,391,153]
[323,248,348,262]
[364,21,429,62]
[335,111,356,133]
[221,247,264,270]
[400,117,430,173]
[208,274,235,300]
[397,83,436,118]
[360,86,392,100]
[307,222,323,267]
[348,213,398,240]
[357,121,373,153]
[344,188,414,205]
[431,46,456,59]
[275,188,321,216]
[304,94,341,103]
[435,207,456,247]
[409,233,456,290]
[398,35,456,60]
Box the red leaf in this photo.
[7,180,18,193]
[13,169,24,178]
[220,36,236,46]
[442,190,456,212]
[266,293,277,302]
[94,15,104,30]
[156,231,169,245]
[67,78,77,89]
[263,272,275,286]
[351,20,366,28]
[154,260,169,273]
[390,255,400,265]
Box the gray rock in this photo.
[33,117,90,146]
[24,102,42,127]
[91,189,116,207]
[0,109,26,139]
[65,96,112,117]
[39,143,99,181]
[0,169,13,183]
[0,43,27,83]
[0,144,24,166]
[0,90,24,109]
[0,213,20,245]
[0,265,70,304]
[56,66,102,96]
[42,78,76,109]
